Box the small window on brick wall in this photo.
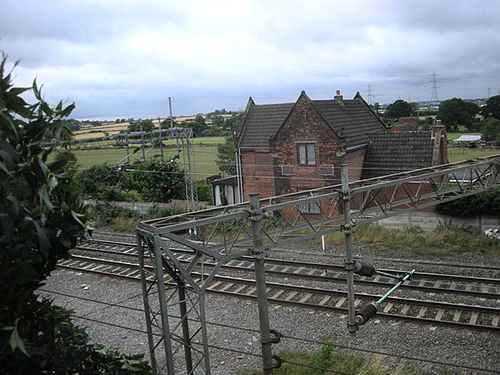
[298,143,316,165]
[281,165,294,175]
[318,165,335,176]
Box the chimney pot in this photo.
[334,90,343,103]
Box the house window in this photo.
[298,143,316,165]
[298,201,321,214]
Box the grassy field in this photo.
[448,147,499,163]
[69,144,220,178]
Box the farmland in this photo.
[67,136,225,179]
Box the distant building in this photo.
[211,90,448,211]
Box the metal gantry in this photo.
[56,127,199,212]
[136,155,499,374]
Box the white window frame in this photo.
[297,143,316,165]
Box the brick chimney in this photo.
[334,89,343,104]
[432,119,448,165]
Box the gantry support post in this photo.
[125,132,130,164]
[153,235,175,374]
[250,194,274,374]
[178,283,194,374]
[341,165,358,333]
[137,234,158,372]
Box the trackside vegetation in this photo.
[238,337,453,375]
[0,56,152,374]
[324,224,499,257]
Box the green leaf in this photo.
[71,210,85,227]
[61,103,75,117]
[9,320,30,357]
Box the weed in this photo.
[323,224,499,256]
[111,217,137,232]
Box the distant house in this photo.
[390,116,419,132]
[233,90,447,208]
[209,90,447,209]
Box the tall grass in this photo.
[238,338,452,375]
[324,224,499,256]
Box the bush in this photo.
[434,189,500,217]
[0,56,151,373]
[76,159,185,203]
[481,118,500,141]
[196,182,212,202]
[1,299,151,374]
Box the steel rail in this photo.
[75,241,500,288]
[57,254,500,331]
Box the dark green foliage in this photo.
[435,189,500,217]
[481,118,500,141]
[437,98,479,131]
[196,182,212,202]
[0,55,152,373]
[481,95,500,120]
[1,299,151,374]
[383,100,415,122]
[75,164,121,197]
[127,119,154,133]
[181,115,206,137]
[76,159,185,202]
[216,135,237,175]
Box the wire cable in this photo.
[278,332,498,374]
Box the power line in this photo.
[39,288,499,373]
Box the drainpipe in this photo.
[236,147,244,202]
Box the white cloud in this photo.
[2,0,499,117]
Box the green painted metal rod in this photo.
[374,269,415,307]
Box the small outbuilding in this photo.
[453,135,482,148]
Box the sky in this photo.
[1,0,500,120]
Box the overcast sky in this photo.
[1,0,499,119]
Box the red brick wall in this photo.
[240,150,276,201]
[344,148,366,182]
[270,95,346,196]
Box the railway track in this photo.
[57,239,500,331]
[75,239,500,299]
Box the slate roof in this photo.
[361,132,434,179]
[311,98,386,148]
[237,103,294,148]
[236,93,385,148]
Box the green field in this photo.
[62,134,498,179]
[69,145,220,179]
[448,148,499,163]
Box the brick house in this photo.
[234,90,447,211]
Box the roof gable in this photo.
[311,96,386,148]
[237,101,293,148]
[237,91,386,149]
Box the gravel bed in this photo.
[45,230,500,374]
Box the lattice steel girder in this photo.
[138,156,499,249]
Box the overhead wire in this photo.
[39,287,498,374]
